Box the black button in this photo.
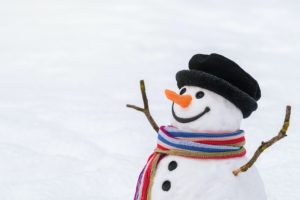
[168,161,177,171]
[162,180,171,191]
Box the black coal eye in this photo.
[179,88,186,95]
[196,91,205,99]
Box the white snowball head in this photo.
[168,86,243,132]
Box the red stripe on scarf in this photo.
[157,144,169,150]
[140,153,157,200]
[194,136,245,145]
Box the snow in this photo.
[0,0,299,199]
[151,156,267,200]
[170,86,243,132]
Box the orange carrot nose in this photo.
[165,89,192,108]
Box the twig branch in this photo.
[126,80,159,132]
[233,105,292,176]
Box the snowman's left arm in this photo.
[233,105,292,176]
[126,80,159,133]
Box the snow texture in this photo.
[151,156,266,200]
[0,0,299,199]
[170,86,243,132]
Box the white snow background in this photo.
[0,0,299,199]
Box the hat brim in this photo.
[176,70,257,118]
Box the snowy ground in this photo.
[0,0,299,199]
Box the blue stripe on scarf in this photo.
[165,128,244,138]
[158,134,239,153]
[134,167,145,200]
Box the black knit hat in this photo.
[176,53,261,118]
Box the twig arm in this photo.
[233,105,291,176]
[126,105,144,112]
[126,80,159,132]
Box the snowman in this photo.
[130,53,268,200]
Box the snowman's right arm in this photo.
[126,80,159,133]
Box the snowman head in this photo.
[165,53,261,132]
[165,86,243,132]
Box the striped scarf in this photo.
[134,125,246,200]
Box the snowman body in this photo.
[151,86,267,200]
[151,156,266,200]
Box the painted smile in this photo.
[172,103,210,123]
